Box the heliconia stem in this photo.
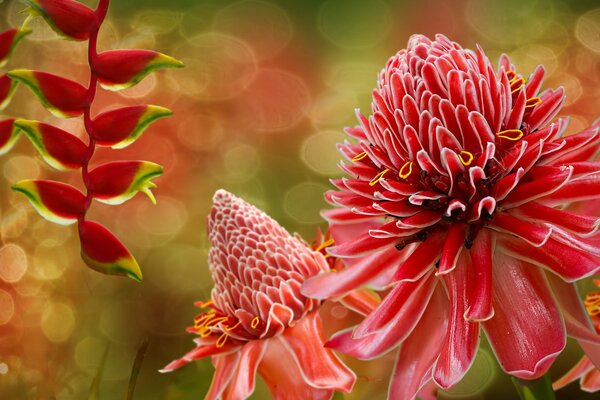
[511,374,556,400]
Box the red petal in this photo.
[205,352,242,400]
[12,179,85,224]
[490,212,552,247]
[465,229,494,321]
[433,252,480,389]
[513,202,600,236]
[393,232,444,282]
[581,367,600,392]
[279,312,355,392]
[337,288,380,317]
[28,0,97,40]
[0,74,17,109]
[437,223,467,275]
[389,286,448,400]
[543,172,600,206]
[483,253,565,379]
[0,29,17,61]
[159,337,239,373]
[501,165,573,208]
[552,356,594,391]
[224,341,266,400]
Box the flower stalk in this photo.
[512,374,556,400]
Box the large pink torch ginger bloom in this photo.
[301,34,600,398]
[554,280,600,393]
[161,190,355,399]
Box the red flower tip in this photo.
[0,74,18,111]
[91,105,172,149]
[12,179,86,225]
[8,70,88,118]
[88,160,163,205]
[14,119,87,170]
[0,118,20,155]
[78,220,142,282]
[93,49,184,91]
[0,28,31,68]
[24,0,97,41]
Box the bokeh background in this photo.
[0,0,599,398]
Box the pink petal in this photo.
[552,356,594,391]
[513,202,600,236]
[483,253,565,379]
[338,288,381,317]
[206,352,242,400]
[389,286,448,400]
[437,223,467,275]
[543,172,600,206]
[433,251,480,389]
[545,272,600,344]
[222,341,266,400]
[501,165,573,209]
[354,271,437,339]
[279,311,356,392]
[490,212,552,247]
[327,232,397,258]
[159,339,239,373]
[581,368,600,392]
[393,232,444,282]
[465,229,494,321]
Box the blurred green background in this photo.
[0,0,599,398]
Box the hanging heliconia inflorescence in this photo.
[7,0,183,282]
[0,18,30,154]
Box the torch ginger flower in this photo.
[161,190,355,399]
[554,280,600,393]
[301,34,600,398]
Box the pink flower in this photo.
[301,34,600,398]
[161,190,355,399]
[554,280,600,393]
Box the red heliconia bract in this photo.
[25,0,98,41]
[554,280,600,393]
[161,190,356,400]
[301,34,600,399]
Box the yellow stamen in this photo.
[226,320,242,331]
[525,97,542,108]
[510,77,525,94]
[197,300,213,308]
[506,70,517,81]
[251,316,260,329]
[496,129,524,141]
[352,151,368,162]
[458,151,474,166]
[399,161,413,179]
[315,238,335,252]
[585,292,600,316]
[199,327,213,337]
[215,332,228,348]
[369,169,389,186]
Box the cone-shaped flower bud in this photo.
[0,119,20,155]
[0,74,17,110]
[0,28,31,68]
[24,0,97,41]
[87,160,163,205]
[12,179,86,225]
[15,119,87,170]
[92,50,184,91]
[90,105,172,149]
[161,190,355,399]
[78,220,142,282]
[8,70,88,118]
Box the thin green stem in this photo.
[511,374,556,400]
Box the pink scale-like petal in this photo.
[546,273,600,344]
[279,312,356,392]
[354,271,437,338]
[483,253,565,379]
[465,229,494,321]
[552,356,594,391]
[389,286,448,400]
[224,340,266,400]
[433,251,480,389]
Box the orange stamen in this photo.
[458,151,474,166]
[226,320,242,331]
[506,70,517,81]
[251,316,260,329]
[496,129,524,141]
[510,77,525,94]
[525,97,542,108]
[215,332,228,348]
[399,161,413,179]
[369,169,389,186]
[315,238,335,252]
[352,151,368,162]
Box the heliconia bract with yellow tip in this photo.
[8,70,88,118]
[93,49,184,91]
[300,33,600,399]
[0,28,31,68]
[91,105,172,149]
[14,119,87,170]
[161,190,356,400]
[87,161,163,205]
[0,118,20,155]
[0,74,17,110]
[9,0,181,282]
[24,0,97,41]
[12,179,86,225]
[78,220,143,282]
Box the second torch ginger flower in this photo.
[160,190,355,399]
[301,34,600,398]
